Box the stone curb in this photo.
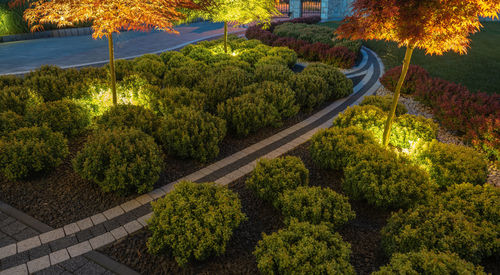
[0,27,92,44]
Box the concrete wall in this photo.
[321,0,353,21]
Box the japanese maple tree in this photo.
[22,0,207,105]
[336,0,500,147]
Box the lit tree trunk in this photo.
[107,33,117,105]
[224,21,228,54]
[382,45,415,146]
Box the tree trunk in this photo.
[382,45,415,146]
[224,21,228,54]
[107,33,117,105]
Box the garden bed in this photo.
[101,142,391,275]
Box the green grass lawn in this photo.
[321,21,500,94]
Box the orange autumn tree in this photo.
[23,0,206,105]
[336,0,500,147]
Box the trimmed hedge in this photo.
[242,81,299,120]
[156,107,226,162]
[246,156,309,207]
[416,140,489,188]
[289,73,329,111]
[277,186,355,229]
[373,250,487,275]
[0,86,41,116]
[146,86,206,115]
[73,128,163,194]
[268,46,297,68]
[96,104,161,137]
[343,144,433,209]
[360,95,408,116]
[381,183,500,263]
[333,105,387,142]
[27,99,91,137]
[0,126,68,180]
[254,64,294,83]
[309,126,378,170]
[163,60,208,88]
[381,65,430,95]
[147,181,246,267]
[302,63,353,99]
[254,220,355,275]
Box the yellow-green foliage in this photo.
[343,144,433,209]
[0,126,68,181]
[373,250,486,275]
[73,128,163,194]
[27,99,91,137]
[268,46,297,68]
[242,81,299,120]
[246,156,309,207]
[0,111,26,136]
[302,63,353,99]
[239,49,266,65]
[360,95,408,116]
[156,107,226,162]
[145,86,206,115]
[163,60,208,88]
[381,183,500,263]
[0,86,41,116]
[309,126,377,170]
[254,220,355,275]
[333,105,387,141]
[147,181,246,267]
[255,55,288,67]
[289,73,329,111]
[277,186,355,229]
[96,104,161,137]
[254,64,294,83]
[415,140,488,188]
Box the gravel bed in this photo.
[376,86,500,187]
[101,142,391,275]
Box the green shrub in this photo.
[156,107,226,162]
[254,220,355,275]
[0,86,41,115]
[179,44,196,56]
[333,105,387,142]
[309,126,378,170]
[0,75,23,89]
[373,250,487,275]
[246,156,309,207]
[415,141,488,188]
[391,114,438,150]
[96,104,160,137]
[73,128,163,194]
[186,46,214,64]
[254,44,273,54]
[302,63,353,99]
[197,65,250,111]
[26,99,90,137]
[254,56,288,67]
[239,49,265,65]
[0,111,26,136]
[164,60,208,88]
[133,56,166,85]
[343,145,433,209]
[212,59,253,73]
[242,81,299,120]
[109,59,133,81]
[334,39,362,55]
[268,47,297,68]
[277,186,355,229]
[160,51,194,69]
[25,73,72,102]
[360,95,408,116]
[254,64,293,83]
[381,184,499,263]
[147,181,246,267]
[0,126,68,180]
[289,73,329,111]
[217,93,280,137]
[146,86,206,115]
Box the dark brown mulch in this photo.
[101,142,392,275]
[0,99,333,229]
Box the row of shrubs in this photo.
[381,65,500,162]
[245,17,360,69]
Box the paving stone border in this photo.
[0,47,384,274]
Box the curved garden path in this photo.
[0,46,384,274]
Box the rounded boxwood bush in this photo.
[255,56,288,67]
[0,111,27,136]
[26,99,91,137]
[0,86,41,116]
[310,126,378,170]
[147,181,246,267]
[277,186,355,229]
[111,59,134,81]
[96,104,160,137]
[391,114,438,150]
[415,141,488,188]
[212,59,253,73]
[254,220,355,275]
[254,64,294,83]
[0,75,23,90]
[186,46,214,64]
[164,60,208,88]
[0,126,68,181]
[160,51,194,69]
[146,86,206,115]
[373,250,487,275]
[302,63,353,99]
[238,49,265,65]
[360,95,408,116]
[333,105,387,142]
[381,184,499,263]
[289,73,329,111]
[156,107,226,162]
[343,145,433,209]
[268,46,297,68]
[217,93,280,137]
[25,74,72,102]
[133,56,166,85]
[73,128,163,194]
[246,156,309,207]
[242,81,299,120]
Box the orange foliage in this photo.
[22,0,208,39]
[336,0,500,55]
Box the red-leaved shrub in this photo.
[380,65,430,94]
[320,46,356,69]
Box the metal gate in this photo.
[276,0,290,17]
[301,0,321,16]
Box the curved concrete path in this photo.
[0,47,384,275]
[0,21,244,75]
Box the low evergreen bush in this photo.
[0,111,26,136]
[289,73,329,111]
[146,86,206,115]
[302,63,353,99]
[242,81,299,120]
[333,105,387,142]
[254,64,294,83]
[360,95,408,116]
[96,104,160,137]
[268,46,297,68]
[163,60,208,88]
[0,86,41,116]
